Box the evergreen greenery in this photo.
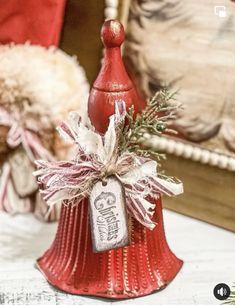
[120,87,179,160]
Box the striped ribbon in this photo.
[0,106,54,215]
[35,101,183,229]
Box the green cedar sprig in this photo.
[119,87,179,160]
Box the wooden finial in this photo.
[101,20,125,48]
[88,20,145,134]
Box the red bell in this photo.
[88,20,145,133]
[37,19,183,299]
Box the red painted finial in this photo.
[88,20,146,134]
[101,20,125,48]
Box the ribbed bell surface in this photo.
[37,20,183,299]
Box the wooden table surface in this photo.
[0,209,234,305]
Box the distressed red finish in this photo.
[88,20,146,133]
[37,19,183,299]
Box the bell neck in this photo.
[93,47,133,92]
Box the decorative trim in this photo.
[104,0,131,26]
[104,0,119,20]
[146,136,235,172]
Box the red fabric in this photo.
[0,0,66,46]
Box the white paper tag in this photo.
[89,176,129,252]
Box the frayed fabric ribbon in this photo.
[0,106,54,212]
[34,101,183,230]
[0,106,53,161]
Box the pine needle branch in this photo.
[119,87,180,158]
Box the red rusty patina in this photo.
[37,20,183,299]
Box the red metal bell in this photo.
[37,19,183,299]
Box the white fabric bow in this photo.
[35,101,183,229]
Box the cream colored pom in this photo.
[0,44,89,124]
